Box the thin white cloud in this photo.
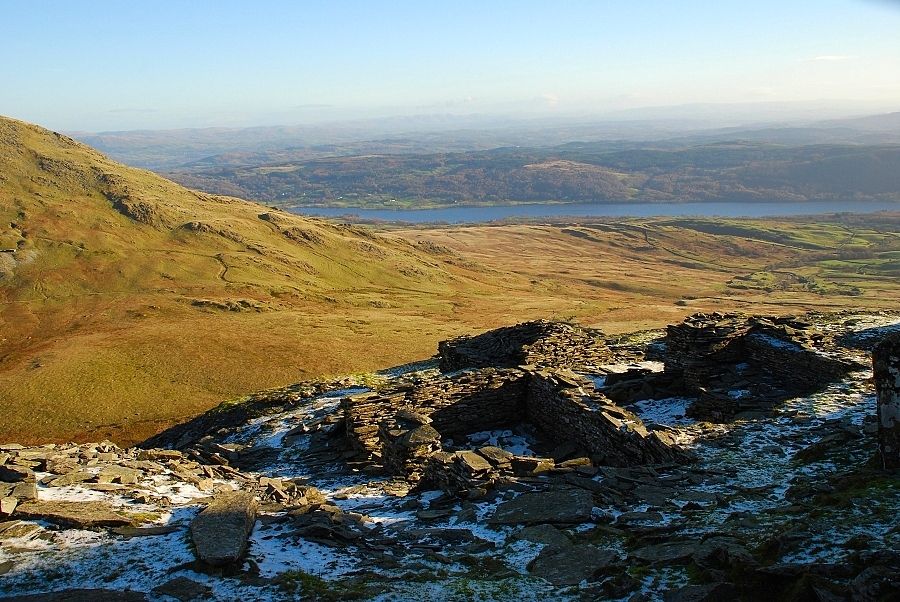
[541,93,560,108]
[806,55,856,62]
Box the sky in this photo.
[2,0,899,131]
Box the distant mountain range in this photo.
[73,111,900,208]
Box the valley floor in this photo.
[2,213,898,445]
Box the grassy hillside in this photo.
[0,116,502,443]
[2,115,898,446]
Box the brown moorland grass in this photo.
[1,115,898,445]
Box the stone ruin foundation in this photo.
[343,367,687,497]
[608,313,864,421]
[438,319,615,372]
[340,315,868,496]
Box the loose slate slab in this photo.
[632,540,699,565]
[0,590,148,601]
[189,490,258,566]
[488,489,594,525]
[528,543,620,585]
[111,525,180,538]
[152,577,213,601]
[14,500,133,529]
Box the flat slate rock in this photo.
[152,577,212,601]
[13,500,133,529]
[632,540,699,564]
[111,525,180,538]
[190,490,258,566]
[528,543,620,585]
[512,523,572,547]
[488,489,594,525]
[0,590,148,601]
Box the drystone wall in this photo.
[343,364,689,494]
[343,368,528,458]
[873,332,900,470]
[743,331,855,391]
[438,320,614,372]
[664,313,750,388]
[664,313,861,421]
[526,371,686,466]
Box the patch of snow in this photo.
[630,397,695,426]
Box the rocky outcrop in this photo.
[438,320,614,372]
[189,490,258,567]
[873,332,900,470]
[0,312,898,601]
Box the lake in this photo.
[289,200,900,224]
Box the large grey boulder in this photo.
[190,490,258,566]
[488,489,594,525]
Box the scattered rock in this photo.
[47,470,95,487]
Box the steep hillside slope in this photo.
[0,116,494,443]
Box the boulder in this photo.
[190,490,258,566]
[14,500,133,529]
[488,489,594,525]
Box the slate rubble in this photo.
[1,311,898,601]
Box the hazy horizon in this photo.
[3,0,900,132]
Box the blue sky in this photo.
[2,0,899,131]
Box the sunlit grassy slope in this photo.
[0,115,500,443]
[1,115,897,445]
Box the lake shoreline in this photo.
[288,200,900,224]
